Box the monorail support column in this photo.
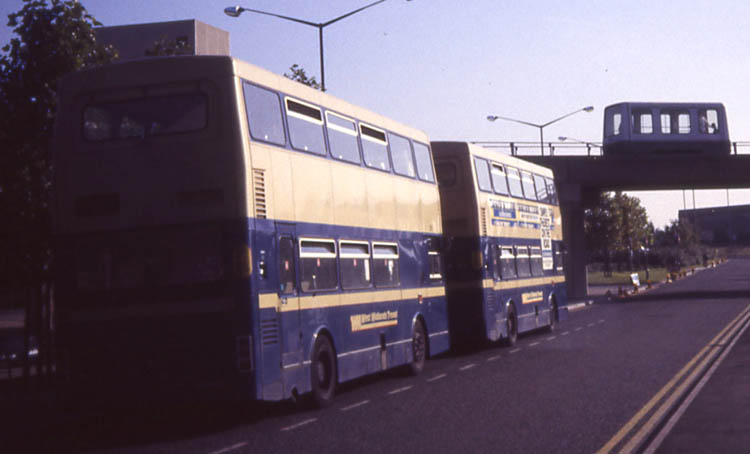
[558,183,588,301]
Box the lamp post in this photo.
[225,1,405,91]
[486,106,594,155]
[558,135,601,156]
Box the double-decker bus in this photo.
[52,56,448,406]
[432,142,566,348]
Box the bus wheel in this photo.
[546,299,558,332]
[311,335,336,408]
[504,304,518,347]
[409,320,427,376]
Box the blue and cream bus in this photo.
[432,142,566,348]
[53,56,448,406]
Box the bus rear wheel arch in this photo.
[310,333,337,408]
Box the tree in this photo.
[0,0,117,291]
[145,34,193,57]
[585,191,651,270]
[284,63,321,90]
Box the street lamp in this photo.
[486,106,594,155]
[558,135,601,155]
[225,1,406,91]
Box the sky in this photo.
[2,0,750,228]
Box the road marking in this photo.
[208,442,248,454]
[281,418,317,432]
[389,385,413,395]
[341,400,370,411]
[487,355,502,362]
[546,336,557,341]
[598,319,606,323]
[574,327,584,332]
[561,331,570,336]
[427,373,447,382]
[529,342,540,347]
[459,363,476,371]
[597,304,750,454]
[510,348,521,354]
[587,322,596,327]
[644,316,750,454]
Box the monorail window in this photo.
[632,110,653,134]
[326,112,361,164]
[544,178,558,205]
[388,132,416,178]
[339,241,371,290]
[413,142,436,183]
[490,164,509,196]
[506,167,524,199]
[605,112,623,137]
[698,109,719,134]
[474,157,493,193]
[613,113,622,136]
[83,93,207,142]
[660,113,673,134]
[299,238,337,291]
[521,171,537,201]
[530,246,543,276]
[360,123,391,171]
[500,246,516,279]
[242,82,285,145]
[278,236,296,294]
[372,242,400,287]
[533,174,548,203]
[286,97,326,155]
[516,246,532,278]
[678,112,691,134]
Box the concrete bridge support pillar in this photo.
[558,184,589,301]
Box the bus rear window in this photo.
[83,94,207,141]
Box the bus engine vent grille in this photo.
[480,207,488,236]
[253,169,268,219]
[260,318,279,345]
[486,289,496,314]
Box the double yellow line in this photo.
[598,303,750,454]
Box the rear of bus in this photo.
[53,56,251,398]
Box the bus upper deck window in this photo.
[490,164,509,196]
[473,157,492,193]
[506,167,524,199]
[360,123,390,171]
[286,98,326,155]
[388,132,416,178]
[413,142,436,183]
[326,112,361,164]
[533,174,548,203]
[243,82,285,145]
[521,171,537,201]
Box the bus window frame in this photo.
[325,110,362,165]
[298,237,338,292]
[285,96,327,156]
[490,163,510,196]
[338,239,372,290]
[413,141,437,183]
[242,81,287,146]
[359,122,392,172]
[372,241,400,287]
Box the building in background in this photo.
[679,204,750,245]
[95,19,229,61]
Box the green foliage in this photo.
[584,191,652,270]
[284,64,321,90]
[0,0,116,289]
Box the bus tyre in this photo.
[409,320,427,376]
[504,304,518,347]
[311,335,336,408]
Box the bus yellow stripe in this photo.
[259,285,446,312]
[483,275,565,291]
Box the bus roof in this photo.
[432,141,554,179]
[58,55,429,144]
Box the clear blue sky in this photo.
[3,0,750,228]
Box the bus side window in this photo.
[299,238,338,292]
[278,236,296,294]
[286,98,326,155]
[373,242,400,287]
[427,237,442,281]
[388,132,416,178]
[242,82,286,145]
[530,246,543,276]
[339,241,371,289]
[500,246,516,280]
[516,246,531,278]
[413,142,436,183]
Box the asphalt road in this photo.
[3,260,750,454]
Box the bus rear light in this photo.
[236,335,253,372]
